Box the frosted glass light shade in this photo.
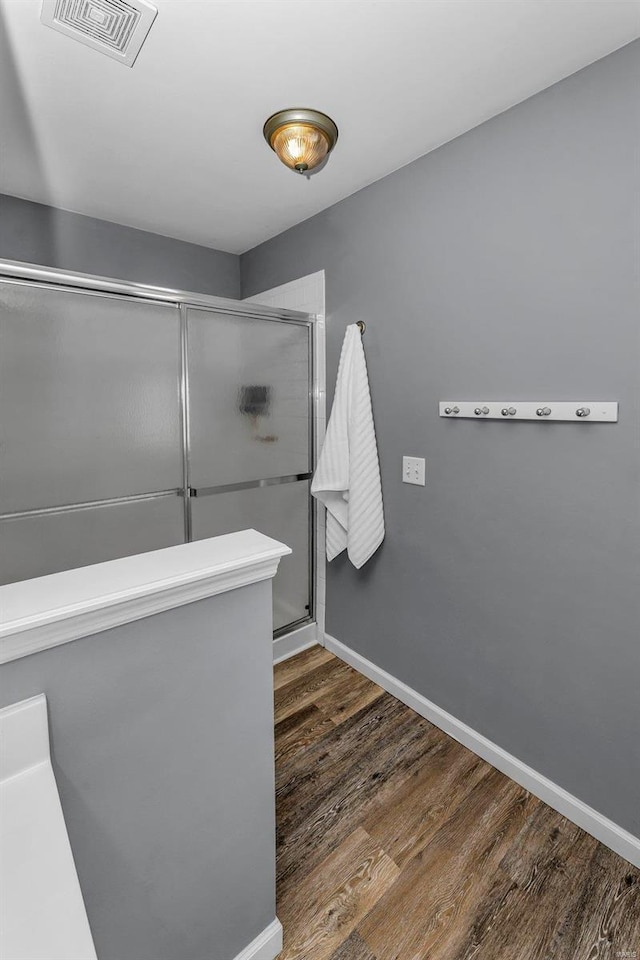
[272,123,329,173]
[264,108,338,174]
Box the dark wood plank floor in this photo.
[274,646,640,960]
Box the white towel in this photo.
[312,324,384,568]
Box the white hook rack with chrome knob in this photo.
[439,402,618,422]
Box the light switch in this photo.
[402,456,425,486]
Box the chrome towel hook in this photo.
[356,321,366,335]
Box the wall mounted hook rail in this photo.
[439,402,618,422]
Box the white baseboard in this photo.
[325,634,640,869]
[232,918,282,960]
[273,621,318,664]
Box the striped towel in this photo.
[312,324,384,568]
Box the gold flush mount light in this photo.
[263,108,338,174]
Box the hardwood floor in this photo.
[274,646,640,960]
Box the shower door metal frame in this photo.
[181,300,316,635]
[0,259,316,635]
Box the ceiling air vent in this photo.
[41,0,157,67]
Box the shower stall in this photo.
[0,261,315,636]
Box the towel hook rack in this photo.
[439,400,618,422]
[356,321,366,335]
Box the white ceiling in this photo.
[1,0,639,254]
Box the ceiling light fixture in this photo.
[263,108,338,175]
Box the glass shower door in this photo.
[186,307,312,632]
[0,274,314,637]
[0,279,185,584]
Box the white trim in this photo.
[1,694,98,960]
[0,531,290,665]
[0,694,50,782]
[325,634,640,869]
[231,919,283,960]
[273,622,318,664]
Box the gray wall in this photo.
[0,582,277,960]
[242,41,640,837]
[0,194,240,298]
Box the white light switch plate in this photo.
[403,456,425,485]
